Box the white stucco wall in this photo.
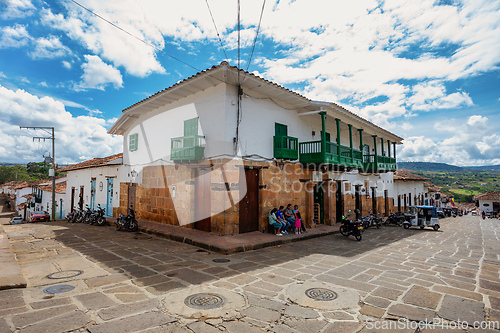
[478,200,496,213]
[393,181,426,209]
[65,165,121,216]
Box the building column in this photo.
[335,118,341,157]
[358,129,364,151]
[348,124,353,162]
[372,135,378,165]
[320,111,326,162]
[387,140,391,158]
[381,137,385,157]
[393,142,397,161]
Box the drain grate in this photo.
[46,270,83,279]
[212,259,230,263]
[305,288,338,301]
[184,293,226,309]
[43,285,75,294]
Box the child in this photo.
[294,214,302,234]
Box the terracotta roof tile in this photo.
[39,181,67,193]
[58,153,123,172]
[474,191,500,201]
[394,169,430,181]
[424,182,442,192]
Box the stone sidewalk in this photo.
[0,210,27,291]
[0,215,499,332]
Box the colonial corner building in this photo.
[102,62,403,235]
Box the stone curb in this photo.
[139,225,340,255]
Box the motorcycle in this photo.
[89,204,107,226]
[115,207,138,232]
[340,211,363,241]
[384,212,404,227]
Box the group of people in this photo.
[269,204,307,236]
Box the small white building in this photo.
[59,154,123,217]
[393,170,429,212]
[424,182,443,207]
[474,192,500,215]
[39,179,67,220]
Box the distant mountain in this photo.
[465,165,500,171]
[397,162,466,172]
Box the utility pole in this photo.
[20,126,56,221]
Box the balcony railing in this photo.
[299,139,395,172]
[171,135,205,162]
[299,140,364,168]
[363,154,397,172]
[273,135,299,160]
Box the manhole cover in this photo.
[212,259,230,263]
[43,285,75,294]
[305,288,338,301]
[46,270,83,279]
[184,293,227,309]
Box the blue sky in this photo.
[0,0,499,166]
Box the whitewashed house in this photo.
[39,179,67,220]
[474,192,500,215]
[59,154,122,217]
[393,170,429,213]
[108,62,404,235]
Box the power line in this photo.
[66,0,222,78]
[204,0,229,62]
[246,0,266,71]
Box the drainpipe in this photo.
[348,124,353,163]
[335,118,341,158]
[320,111,326,162]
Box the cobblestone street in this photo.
[1,214,499,332]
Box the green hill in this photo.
[397,162,466,172]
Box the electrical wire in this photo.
[246,0,266,71]
[66,0,227,83]
[204,0,229,62]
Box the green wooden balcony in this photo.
[171,135,205,163]
[273,135,299,160]
[363,154,396,172]
[299,140,364,168]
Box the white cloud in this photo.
[409,81,474,111]
[0,24,31,48]
[20,77,30,83]
[29,36,71,59]
[0,84,122,164]
[39,81,48,87]
[1,0,35,19]
[77,55,123,90]
[0,72,6,78]
[399,115,500,165]
[62,61,72,69]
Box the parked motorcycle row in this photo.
[66,204,138,232]
[340,206,443,242]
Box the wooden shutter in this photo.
[275,123,288,136]
[129,133,138,152]
[184,118,199,136]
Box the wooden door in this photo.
[195,169,211,232]
[336,180,343,222]
[106,178,114,216]
[70,187,75,212]
[314,182,324,224]
[239,168,259,234]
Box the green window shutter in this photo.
[275,123,288,136]
[184,117,199,136]
[129,133,138,152]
